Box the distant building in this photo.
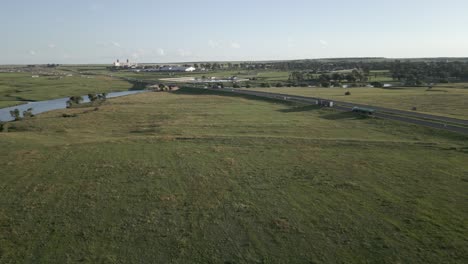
[158,66,196,72]
[113,59,138,68]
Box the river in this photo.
[0,90,147,122]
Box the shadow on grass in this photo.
[174,87,297,106]
[278,105,321,113]
[321,111,367,120]
[128,81,148,91]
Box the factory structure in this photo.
[113,59,138,68]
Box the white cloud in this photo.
[319,39,328,46]
[230,42,241,49]
[111,41,121,48]
[29,50,36,56]
[157,48,165,56]
[48,43,56,49]
[178,49,192,57]
[287,37,296,48]
[131,49,146,60]
[208,40,221,48]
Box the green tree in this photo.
[88,94,98,102]
[22,108,34,118]
[66,96,83,108]
[9,109,20,121]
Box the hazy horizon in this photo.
[2,0,468,64]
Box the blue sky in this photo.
[1,0,468,64]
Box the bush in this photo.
[9,109,21,121]
[233,83,240,88]
[276,82,283,87]
[321,82,330,88]
[345,91,351,96]
[88,94,98,102]
[22,108,34,118]
[67,96,83,108]
[261,83,270,88]
[97,93,107,100]
[245,84,251,88]
[370,82,384,88]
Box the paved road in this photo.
[213,88,468,135]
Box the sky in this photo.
[1,0,468,64]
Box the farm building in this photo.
[113,59,138,68]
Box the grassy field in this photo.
[248,86,468,119]
[0,89,467,263]
[0,72,133,108]
[368,70,394,82]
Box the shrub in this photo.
[345,91,351,96]
[22,108,34,118]
[261,83,270,88]
[370,82,384,88]
[67,96,83,108]
[233,83,240,88]
[245,84,251,88]
[9,109,21,121]
[88,94,98,102]
[276,82,283,87]
[97,93,107,100]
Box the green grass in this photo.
[0,89,467,263]
[0,72,133,108]
[248,86,468,119]
[368,70,394,82]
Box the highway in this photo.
[212,87,468,135]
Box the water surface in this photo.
[0,90,146,122]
